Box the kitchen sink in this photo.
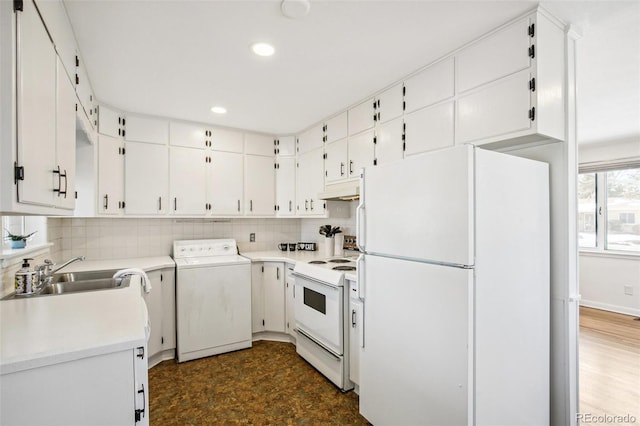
[38,277,129,295]
[49,269,121,283]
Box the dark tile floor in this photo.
[148,340,369,425]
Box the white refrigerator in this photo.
[356,145,550,425]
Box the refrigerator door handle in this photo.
[356,171,365,252]
[357,254,365,300]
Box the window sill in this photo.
[579,248,640,260]
[0,243,54,264]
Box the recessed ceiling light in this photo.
[211,106,227,114]
[251,42,275,57]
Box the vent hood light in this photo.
[251,42,275,57]
[318,181,360,201]
[211,106,227,114]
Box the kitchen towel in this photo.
[113,268,152,293]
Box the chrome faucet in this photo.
[36,256,85,288]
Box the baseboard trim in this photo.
[580,300,640,317]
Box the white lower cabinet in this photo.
[348,279,362,386]
[0,346,149,426]
[142,268,176,365]
[251,262,286,334]
[98,134,125,215]
[285,265,296,338]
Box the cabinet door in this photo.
[404,101,454,157]
[16,0,56,207]
[125,141,168,215]
[375,116,404,167]
[75,55,96,127]
[325,112,348,144]
[276,157,296,216]
[209,150,243,215]
[456,17,531,93]
[325,138,348,183]
[245,154,275,216]
[169,122,209,149]
[404,57,454,114]
[97,135,124,215]
[297,124,324,153]
[263,262,285,333]
[251,263,265,333]
[55,58,77,210]
[348,130,375,179]
[349,297,363,385]
[285,266,296,337]
[98,105,122,138]
[161,269,176,351]
[212,128,243,153]
[125,115,168,145]
[349,98,374,136]
[455,70,532,145]
[143,270,164,359]
[276,136,296,156]
[376,83,403,123]
[169,146,207,215]
[245,133,274,156]
[297,147,325,216]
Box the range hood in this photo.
[318,181,360,201]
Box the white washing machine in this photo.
[174,239,251,362]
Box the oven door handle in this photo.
[292,272,340,289]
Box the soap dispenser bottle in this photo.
[15,258,37,295]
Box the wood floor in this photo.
[579,307,640,425]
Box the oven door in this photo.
[294,273,343,356]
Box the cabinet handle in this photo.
[135,384,146,421]
[349,160,353,175]
[340,162,345,176]
[53,166,62,194]
[174,197,177,211]
[289,200,292,212]
[158,197,162,211]
[237,200,241,212]
[310,199,314,211]
[104,194,109,210]
[352,309,356,328]
[250,200,253,212]
[277,267,280,280]
[61,169,68,198]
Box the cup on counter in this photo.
[278,243,288,251]
[288,243,296,251]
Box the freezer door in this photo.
[359,255,472,426]
[361,145,474,266]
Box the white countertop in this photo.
[241,250,358,281]
[0,276,147,375]
[55,256,175,274]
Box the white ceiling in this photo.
[64,0,640,145]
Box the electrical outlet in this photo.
[624,285,633,296]
[250,233,255,242]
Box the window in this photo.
[578,167,640,253]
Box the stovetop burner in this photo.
[328,259,351,263]
[309,260,327,264]
[332,266,356,271]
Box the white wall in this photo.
[579,252,640,316]
[300,201,357,253]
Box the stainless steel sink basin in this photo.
[38,277,129,295]
[49,269,121,283]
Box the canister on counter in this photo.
[15,258,38,295]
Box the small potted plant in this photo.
[319,225,342,257]
[4,230,37,249]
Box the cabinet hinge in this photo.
[136,346,145,359]
[160,273,163,282]
[75,191,78,199]
[402,85,406,96]
[403,142,406,151]
[528,23,535,37]
[161,336,164,344]
[403,101,406,111]
[75,103,78,112]
[323,153,327,159]
[373,159,378,166]
[373,136,377,145]
[529,78,536,92]
[323,202,326,209]
[75,74,79,85]
[325,170,328,177]
[528,45,535,59]
[262,319,265,326]
[13,0,23,12]
[14,163,24,184]
[75,55,79,67]
[261,265,264,273]
[528,107,536,121]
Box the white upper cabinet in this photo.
[375,117,404,167]
[276,157,296,216]
[245,133,274,156]
[245,154,275,216]
[124,115,169,145]
[169,146,207,215]
[275,136,296,156]
[455,11,565,146]
[208,150,243,215]
[325,138,348,183]
[349,98,374,136]
[456,18,531,94]
[403,57,454,114]
[169,122,211,149]
[124,141,168,215]
[298,124,324,154]
[212,128,244,153]
[98,105,125,138]
[375,83,404,124]
[348,130,375,179]
[33,0,76,82]
[405,101,455,157]
[97,134,124,215]
[75,54,97,129]
[55,58,77,210]
[324,112,348,144]
[297,147,326,216]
